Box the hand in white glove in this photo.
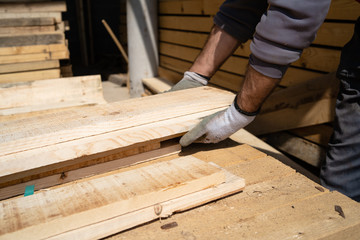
[167,71,209,92]
[180,98,257,147]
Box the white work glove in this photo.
[167,71,209,92]
[180,99,256,147]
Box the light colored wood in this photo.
[0,12,62,23]
[0,75,106,115]
[262,131,326,168]
[0,2,66,13]
[0,60,59,74]
[0,69,60,83]
[0,50,69,64]
[0,25,55,35]
[289,124,333,147]
[48,166,244,240]
[247,98,336,135]
[0,87,234,181]
[0,17,55,27]
[142,77,173,93]
[159,0,204,15]
[0,142,181,200]
[0,156,226,240]
[314,22,355,47]
[230,129,320,183]
[0,33,65,47]
[261,73,339,114]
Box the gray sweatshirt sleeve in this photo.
[250,0,331,78]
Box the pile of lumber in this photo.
[0,1,71,84]
[0,87,246,239]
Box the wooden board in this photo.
[0,141,181,200]
[0,12,62,23]
[0,87,234,185]
[0,2,66,13]
[0,75,105,115]
[0,50,69,64]
[262,131,326,168]
[246,73,339,135]
[142,77,173,93]
[0,17,55,27]
[0,33,65,47]
[111,140,360,240]
[0,156,227,240]
[0,69,60,83]
[0,25,56,35]
[0,44,67,57]
[0,60,59,74]
[48,165,245,240]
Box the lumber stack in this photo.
[157,0,359,168]
[0,1,71,83]
[0,87,247,238]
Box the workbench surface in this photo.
[109,140,360,240]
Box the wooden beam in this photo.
[0,12,62,23]
[0,60,59,74]
[0,69,60,83]
[0,50,69,64]
[262,131,326,168]
[0,75,106,115]
[0,156,227,240]
[0,2,67,13]
[0,25,56,35]
[0,33,65,47]
[0,17,55,27]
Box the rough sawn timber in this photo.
[0,156,228,240]
[0,87,234,186]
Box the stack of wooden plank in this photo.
[0,87,248,239]
[156,0,360,169]
[0,1,70,83]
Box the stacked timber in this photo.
[157,0,360,169]
[0,1,71,83]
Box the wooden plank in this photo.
[48,166,244,240]
[0,12,62,23]
[0,33,65,47]
[202,0,360,21]
[0,17,55,27]
[262,131,326,168]
[247,98,336,135]
[314,22,355,47]
[0,142,182,200]
[260,73,339,114]
[159,0,204,15]
[0,2,66,13]
[0,60,59,74]
[0,87,234,182]
[0,75,106,115]
[326,0,360,20]
[289,124,333,147]
[0,50,69,64]
[142,77,173,93]
[0,156,226,240]
[159,15,213,32]
[0,25,56,35]
[0,69,60,83]
[158,66,183,84]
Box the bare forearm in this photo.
[190,25,240,78]
[237,65,280,113]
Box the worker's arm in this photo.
[179,0,331,146]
